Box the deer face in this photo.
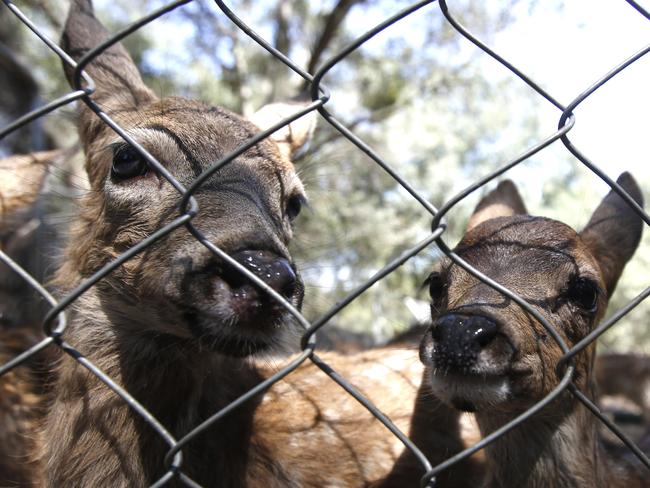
[421,216,607,412]
[420,177,643,413]
[61,1,314,356]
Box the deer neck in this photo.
[48,287,268,487]
[476,398,606,488]
[66,287,264,415]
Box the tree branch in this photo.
[300,0,366,93]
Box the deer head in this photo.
[420,175,643,414]
[58,0,315,356]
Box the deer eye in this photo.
[565,276,599,313]
[286,194,306,221]
[111,146,148,180]
[425,272,447,311]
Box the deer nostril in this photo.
[454,315,498,350]
[470,318,498,347]
[431,314,456,342]
[265,257,297,299]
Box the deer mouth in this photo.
[421,312,519,411]
[174,249,303,356]
[427,370,513,412]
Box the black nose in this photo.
[429,314,498,373]
[228,250,297,300]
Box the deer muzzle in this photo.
[421,312,516,411]
[225,249,300,314]
[422,313,498,374]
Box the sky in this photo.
[312,0,649,213]
[489,1,649,186]
[90,0,649,213]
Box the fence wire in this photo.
[0,0,649,487]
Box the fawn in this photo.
[30,1,481,487]
[420,175,648,487]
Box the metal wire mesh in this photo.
[0,0,649,486]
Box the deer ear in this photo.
[249,102,317,161]
[580,173,644,296]
[61,0,156,143]
[466,180,527,232]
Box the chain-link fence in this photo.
[1,0,649,486]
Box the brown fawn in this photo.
[420,175,648,487]
[30,1,480,487]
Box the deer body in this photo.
[38,2,479,487]
[419,177,648,488]
[46,323,452,487]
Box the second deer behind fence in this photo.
[420,175,647,487]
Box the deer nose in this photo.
[428,313,498,373]
[228,250,297,300]
[432,314,498,347]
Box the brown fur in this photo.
[0,150,62,333]
[465,180,528,233]
[0,151,55,228]
[596,353,650,426]
[0,329,44,488]
[0,149,63,487]
[420,176,648,487]
[38,2,480,487]
[43,340,481,487]
[596,353,650,448]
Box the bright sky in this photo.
[343,1,650,330]
[330,1,649,202]
[489,0,649,186]
[97,0,649,230]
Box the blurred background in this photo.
[0,0,648,351]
